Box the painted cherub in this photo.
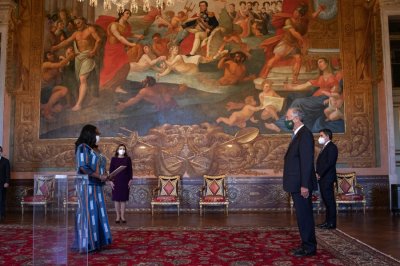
[258,80,283,121]
[321,85,344,121]
[216,96,262,128]
[258,80,286,132]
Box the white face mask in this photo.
[318,137,326,145]
[95,135,100,144]
[118,149,125,156]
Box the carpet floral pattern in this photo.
[0,225,399,265]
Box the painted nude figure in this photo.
[217,51,255,86]
[216,96,261,128]
[116,76,188,112]
[52,16,101,111]
[321,86,344,121]
[129,45,166,73]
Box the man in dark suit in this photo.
[0,146,10,222]
[283,108,317,257]
[316,128,338,229]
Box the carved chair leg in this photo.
[363,203,366,214]
[226,205,228,216]
[45,205,47,216]
[151,204,154,216]
[178,205,180,216]
[336,203,339,214]
[21,204,24,216]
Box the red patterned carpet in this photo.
[0,225,399,265]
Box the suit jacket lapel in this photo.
[285,127,302,158]
[321,141,331,154]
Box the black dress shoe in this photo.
[293,248,316,257]
[320,224,336,229]
[121,219,126,223]
[317,222,328,228]
[115,219,120,224]
[290,247,303,253]
[186,54,194,57]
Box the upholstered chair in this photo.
[335,172,366,213]
[151,175,181,215]
[199,175,229,215]
[21,176,55,215]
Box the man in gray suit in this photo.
[283,108,318,257]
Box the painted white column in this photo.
[381,3,400,209]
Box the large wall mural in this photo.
[40,0,344,139]
[7,0,379,175]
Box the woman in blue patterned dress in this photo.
[73,124,112,252]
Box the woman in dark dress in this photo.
[109,144,133,223]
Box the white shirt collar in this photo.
[293,124,304,136]
[323,140,331,148]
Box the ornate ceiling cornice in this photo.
[0,0,16,25]
[380,0,400,8]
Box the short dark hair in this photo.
[145,76,157,87]
[74,16,87,24]
[0,146,2,152]
[319,128,333,140]
[199,1,208,7]
[296,4,308,16]
[44,51,55,60]
[152,32,161,39]
[232,51,247,62]
[117,9,131,22]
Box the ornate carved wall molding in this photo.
[0,0,17,96]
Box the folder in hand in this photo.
[108,165,127,180]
